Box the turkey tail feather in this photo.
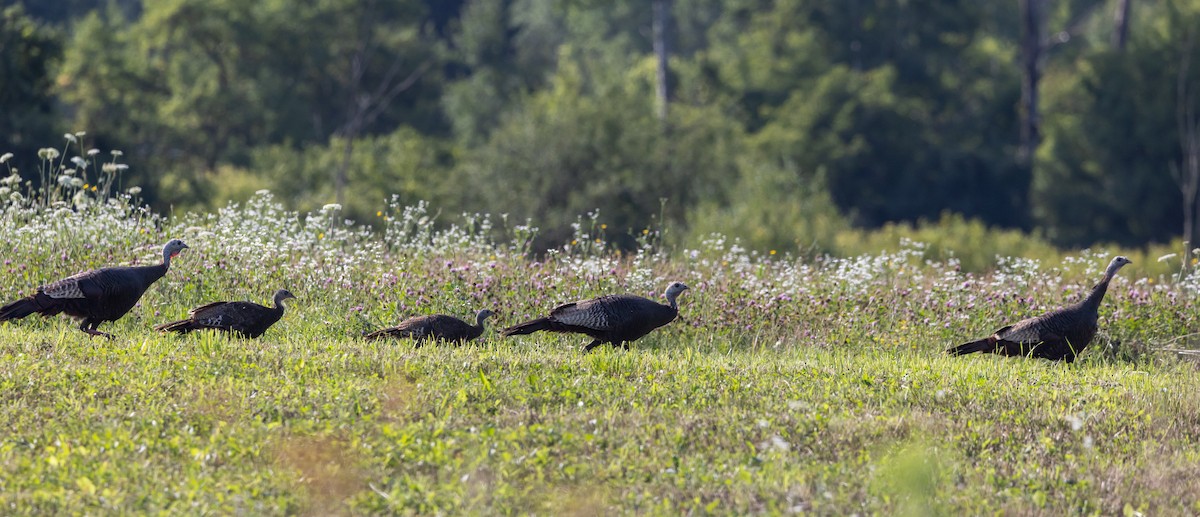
[0,294,60,322]
[947,338,996,356]
[155,319,197,334]
[363,328,398,340]
[501,318,551,336]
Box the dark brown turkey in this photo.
[502,281,689,352]
[947,256,1132,362]
[364,309,495,344]
[155,289,296,338]
[0,239,189,338]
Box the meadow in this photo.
[2,150,1200,515]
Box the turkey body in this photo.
[365,309,494,345]
[502,282,689,352]
[0,240,189,337]
[948,256,1132,362]
[156,289,295,338]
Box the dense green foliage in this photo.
[0,5,61,167]
[4,0,1200,252]
[2,168,1200,514]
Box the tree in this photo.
[0,5,61,171]
[461,44,740,249]
[1018,0,1044,166]
[1034,1,1195,247]
[1113,0,1132,50]
[653,0,672,121]
[722,0,1027,228]
[11,0,140,26]
[1017,0,1110,166]
[58,1,276,201]
[294,0,438,206]
[1171,1,1200,263]
[56,0,443,209]
[252,128,455,221]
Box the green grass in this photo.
[2,334,1198,515]
[1,186,1199,514]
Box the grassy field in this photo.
[2,186,1200,514]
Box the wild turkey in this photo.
[365,309,495,345]
[155,289,296,338]
[502,281,689,352]
[947,256,1132,362]
[0,239,190,338]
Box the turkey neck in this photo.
[1080,272,1116,312]
[272,293,288,314]
[664,292,680,310]
[138,250,175,283]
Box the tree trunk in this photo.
[329,1,431,207]
[1182,134,1200,267]
[1018,0,1043,167]
[335,121,360,208]
[1112,0,1132,50]
[331,51,429,206]
[652,0,671,122]
[1178,32,1200,268]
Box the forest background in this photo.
[4,0,1200,262]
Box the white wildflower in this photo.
[322,203,342,212]
[74,131,86,138]
[0,152,12,164]
[102,163,118,174]
[39,148,60,160]
[71,156,87,168]
[1157,253,1177,263]
[110,150,123,157]
[63,168,76,176]
[768,435,790,452]
[127,186,142,195]
[87,148,100,156]
[69,177,84,188]
[1066,414,1083,431]
[64,133,77,143]
[57,175,72,186]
